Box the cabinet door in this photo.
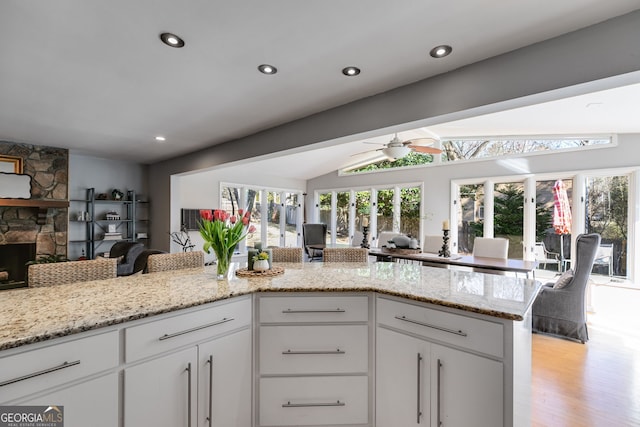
[376,327,430,427]
[431,344,503,427]
[125,347,198,427]
[197,328,251,427]
[17,373,118,427]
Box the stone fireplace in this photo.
[0,142,69,274]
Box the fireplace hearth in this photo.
[0,243,36,289]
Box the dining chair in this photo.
[323,247,369,263]
[472,237,509,259]
[422,235,442,254]
[302,223,327,261]
[271,247,304,263]
[592,243,614,276]
[533,242,561,272]
[28,258,118,287]
[146,251,204,273]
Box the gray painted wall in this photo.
[149,10,640,251]
[69,152,148,258]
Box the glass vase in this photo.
[215,250,232,280]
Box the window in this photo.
[221,183,303,251]
[457,184,484,254]
[315,184,421,246]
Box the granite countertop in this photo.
[0,262,542,351]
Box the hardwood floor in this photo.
[532,284,640,426]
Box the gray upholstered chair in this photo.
[109,241,145,276]
[302,223,327,261]
[532,233,601,343]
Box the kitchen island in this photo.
[0,262,541,427]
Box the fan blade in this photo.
[404,137,438,146]
[408,145,442,154]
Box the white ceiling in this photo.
[1,1,639,168]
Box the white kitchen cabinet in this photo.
[198,328,252,427]
[377,295,511,427]
[430,344,503,427]
[125,296,252,427]
[17,373,118,427]
[125,346,198,427]
[376,327,430,426]
[256,293,372,427]
[377,326,503,427]
[0,330,119,403]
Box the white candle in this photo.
[442,219,450,230]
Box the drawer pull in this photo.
[282,400,346,408]
[0,360,80,387]
[282,349,345,355]
[158,317,234,341]
[282,308,345,314]
[185,362,192,427]
[417,353,423,423]
[394,315,467,337]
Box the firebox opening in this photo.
[0,243,36,290]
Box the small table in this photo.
[369,249,538,278]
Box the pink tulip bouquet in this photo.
[199,209,256,278]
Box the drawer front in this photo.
[125,296,251,362]
[377,297,504,358]
[259,376,368,426]
[259,295,368,323]
[0,331,119,402]
[260,325,368,375]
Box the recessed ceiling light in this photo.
[429,45,452,58]
[160,32,185,48]
[258,64,277,75]
[342,66,361,76]
[155,136,166,142]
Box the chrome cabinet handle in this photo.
[282,400,345,408]
[206,355,213,424]
[394,316,467,337]
[417,353,423,424]
[437,359,443,426]
[282,349,345,355]
[158,318,234,341]
[185,362,192,427]
[282,308,345,314]
[0,360,80,387]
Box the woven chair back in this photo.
[146,251,204,273]
[323,247,369,263]
[271,247,304,263]
[28,258,117,287]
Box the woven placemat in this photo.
[235,265,285,277]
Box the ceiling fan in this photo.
[360,133,443,160]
